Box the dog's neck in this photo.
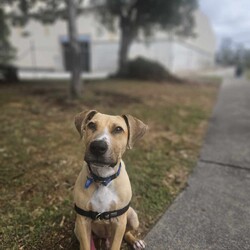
[88,161,121,178]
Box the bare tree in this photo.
[3,0,83,98]
[66,0,82,99]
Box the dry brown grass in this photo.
[0,79,219,249]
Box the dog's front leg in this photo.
[109,214,127,250]
[75,214,92,250]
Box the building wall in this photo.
[91,42,119,73]
[128,10,216,73]
[186,10,216,55]
[10,22,64,70]
[10,9,216,74]
[10,11,116,71]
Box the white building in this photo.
[9,7,216,76]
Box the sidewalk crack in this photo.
[199,158,250,172]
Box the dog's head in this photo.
[75,110,148,168]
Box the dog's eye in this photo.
[87,122,96,131]
[114,126,124,133]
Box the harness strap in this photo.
[74,203,130,220]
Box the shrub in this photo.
[117,57,182,82]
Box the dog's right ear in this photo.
[74,110,97,138]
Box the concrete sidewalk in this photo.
[145,77,250,250]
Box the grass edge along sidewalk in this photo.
[145,77,250,250]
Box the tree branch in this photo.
[127,0,138,18]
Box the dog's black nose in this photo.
[89,140,108,155]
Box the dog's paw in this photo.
[133,240,146,249]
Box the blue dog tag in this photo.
[85,177,93,189]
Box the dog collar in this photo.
[85,162,122,188]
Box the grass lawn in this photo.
[0,79,219,249]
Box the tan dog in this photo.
[73,110,147,250]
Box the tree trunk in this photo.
[66,0,82,99]
[118,18,133,76]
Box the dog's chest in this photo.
[90,185,118,213]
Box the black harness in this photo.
[74,203,130,220]
[74,162,130,220]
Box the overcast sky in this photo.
[199,0,250,49]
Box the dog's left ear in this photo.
[75,110,97,138]
[122,115,148,149]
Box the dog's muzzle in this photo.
[89,140,108,156]
[85,140,117,168]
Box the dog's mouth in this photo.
[89,162,114,168]
[85,159,117,168]
[84,153,117,168]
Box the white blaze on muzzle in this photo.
[95,128,111,147]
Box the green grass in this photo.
[0,79,219,249]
